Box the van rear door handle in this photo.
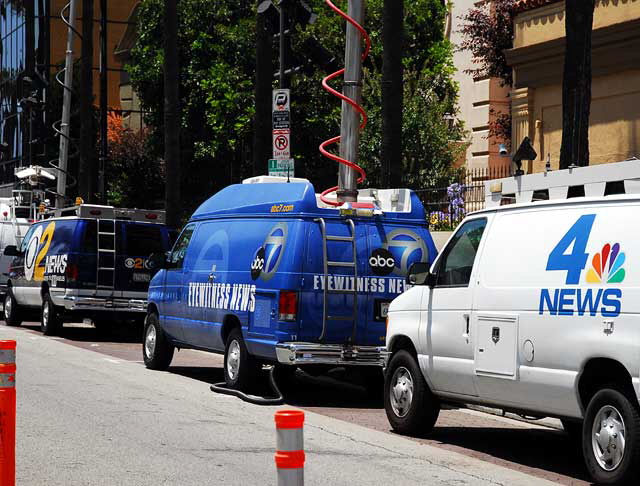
[208,273,215,282]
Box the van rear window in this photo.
[124,224,165,256]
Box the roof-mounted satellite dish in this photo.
[15,165,57,187]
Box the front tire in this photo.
[41,293,62,336]
[224,328,259,391]
[142,313,174,370]
[3,289,22,327]
[582,386,640,485]
[384,350,440,436]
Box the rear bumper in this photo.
[275,342,388,367]
[53,290,147,313]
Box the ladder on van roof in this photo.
[96,219,116,290]
[315,218,358,344]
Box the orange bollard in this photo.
[0,340,15,486]
[274,410,305,486]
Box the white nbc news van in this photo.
[384,159,640,485]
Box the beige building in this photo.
[505,0,640,173]
[450,0,511,171]
[50,0,138,113]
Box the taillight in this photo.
[145,213,158,220]
[279,291,297,321]
[66,264,79,282]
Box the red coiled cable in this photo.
[319,0,371,206]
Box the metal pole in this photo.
[337,0,365,203]
[278,0,288,89]
[164,0,181,228]
[99,0,108,203]
[56,0,78,208]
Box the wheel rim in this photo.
[592,404,626,471]
[227,340,241,381]
[42,300,49,329]
[389,366,414,418]
[4,294,11,319]
[144,324,157,359]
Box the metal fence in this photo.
[416,166,511,231]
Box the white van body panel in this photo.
[0,219,31,293]
[387,196,640,420]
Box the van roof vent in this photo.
[485,158,640,207]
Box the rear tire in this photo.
[384,350,440,436]
[143,312,174,370]
[3,289,22,327]
[582,386,640,485]
[41,293,62,336]
[224,328,259,391]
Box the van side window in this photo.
[435,218,487,288]
[169,224,195,269]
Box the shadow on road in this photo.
[19,321,143,344]
[422,425,590,483]
[170,366,224,386]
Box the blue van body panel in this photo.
[150,182,437,361]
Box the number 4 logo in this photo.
[546,214,596,284]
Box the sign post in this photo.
[272,89,294,177]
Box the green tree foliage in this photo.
[128,0,464,213]
[106,126,165,209]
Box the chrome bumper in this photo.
[275,342,389,367]
[61,295,147,312]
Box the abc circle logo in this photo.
[251,247,266,280]
[369,248,395,276]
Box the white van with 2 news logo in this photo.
[385,195,640,485]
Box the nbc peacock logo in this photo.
[586,243,626,284]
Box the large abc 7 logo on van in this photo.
[251,223,288,281]
[380,229,429,276]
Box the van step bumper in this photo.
[62,296,147,312]
[275,342,388,367]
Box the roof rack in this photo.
[485,158,640,208]
[43,204,166,224]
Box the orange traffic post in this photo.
[274,410,305,486]
[0,340,15,486]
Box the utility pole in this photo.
[278,0,290,90]
[98,0,108,203]
[382,0,403,188]
[79,0,95,201]
[253,1,273,176]
[559,0,595,169]
[56,0,78,208]
[164,0,181,227]
[337,0,365,203]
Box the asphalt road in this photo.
[3,321,591,485]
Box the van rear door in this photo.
[116,222,169,292]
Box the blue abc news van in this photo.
[3,204,174,335]
[143,178,437,390]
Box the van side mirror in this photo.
[3,245,21,257]
[147,251,169,270]
[407,262,433,286]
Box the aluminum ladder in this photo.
[96,219,116,290]
[315,218,358,343]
